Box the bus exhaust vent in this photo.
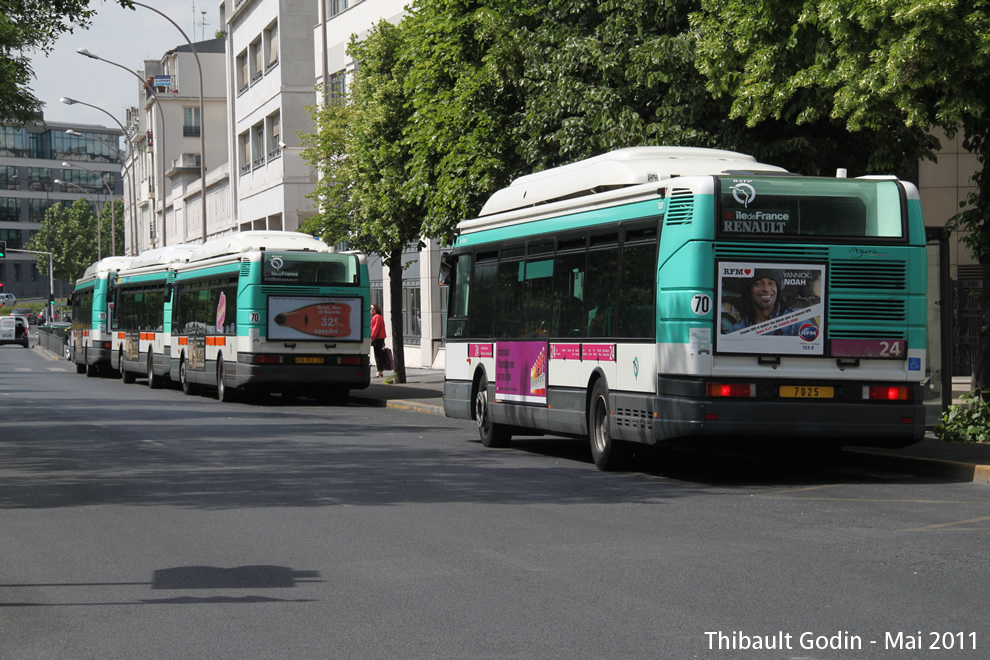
[714,244,830,261]
[830,260,906,290]
[829,328,907,339]
[260,286,322,296]
[614,407,651,429]
[829,298,906,322]
[240,262,252,277]
[664,189,695,225]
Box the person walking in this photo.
[371,303,388,377]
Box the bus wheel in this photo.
[588,379,631,471]
[85,362,98,378]
[147,351,162,389]
[476,375,510,448]
[121,355,136,384]
[180,359,196,395]
[217,355,235,402]
[75,359,85,374]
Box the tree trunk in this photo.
[388,245,406,384]
[975,254,990,399]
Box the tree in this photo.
[692,0,990,387]
[300,21,423,384]
[0,1,133,124]
[401,0,932,245]
[26,197,122,290]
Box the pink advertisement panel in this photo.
[495,341,548,404]
[470,343,494,358]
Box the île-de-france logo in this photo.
[730,182,757,207]
[269,256,284,271]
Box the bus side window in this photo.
[584,242,619,338]
[617,241,658,339]
[468,257,497,338]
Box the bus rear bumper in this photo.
[654,396,926,447]
[230,362,371,391]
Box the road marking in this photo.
[901,515,990,532]
[14,368,32,372]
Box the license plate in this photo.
[780,385,834,399]
[296,357,324,364]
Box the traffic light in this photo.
[0,240,6,258]
[49,293,55,305]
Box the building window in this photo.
[238,132,250,175]
[268,112,281,159]
[252,124,265,169]
[183,107,201,138]
[329,70,346,105]
[250,38,263,83]
[0,229,23,250]
[236,51,248,93]
[0,198,20,223]
[265,22,278,71]
[330,0,349,17]
[1,166,18,190]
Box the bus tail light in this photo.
[866,386,910,401]
[706,382,754,398]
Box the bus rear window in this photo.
[717,176,905,240]
[262,252,359,286]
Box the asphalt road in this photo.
[1,345,988,659]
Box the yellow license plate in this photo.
[296,357,325,364]
[780,385,834,399]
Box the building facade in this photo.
[0,120,124,300]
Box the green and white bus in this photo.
[113,244,197,387]
[441,147,928,469]
[70,256,133,377]
[167,231,371,401]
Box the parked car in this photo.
[0,293,16,307]
[0,315,29,348]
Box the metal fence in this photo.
[36,324,69,357]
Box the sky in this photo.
[30,0,219,128]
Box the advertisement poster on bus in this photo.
[716,261,826,356]
[267,296,363,342]
[495,341,548,404]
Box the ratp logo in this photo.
[730,182,756,208]
[269,256,284,270]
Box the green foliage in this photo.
[935,390,990,444]
[301,20,422,269]
[0,1,134,124]
[25,197,124,285]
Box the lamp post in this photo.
[60,97,139,256]
[128,1,208,244]
[54,178,102,261]
[77,48,169,248]
[62,161,116,256]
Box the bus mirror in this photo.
[438,252,453,287]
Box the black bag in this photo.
[382,347,394,371]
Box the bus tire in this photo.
[217,355,235,402]
[588,379,631,471]
[121,354,136,384]
[476,375,510,448]
[75,360,85,374]
[147,351,162,389]
[85,361,97,378]
[180,358,196,395]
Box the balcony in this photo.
[252,156,265,170]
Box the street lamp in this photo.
[60,96,139,256]
[62,161,116,256]
[127,2,208,244]
[77,47,169,248]
[54,178,103,261]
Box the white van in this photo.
[0,293,15,307]
[0,315,29,347]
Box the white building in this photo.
[125,38,229,254]
[220,0,319,234]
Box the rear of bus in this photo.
[70,256,132,376]
[657,174,927,446]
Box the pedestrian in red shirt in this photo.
[371,304,388,377]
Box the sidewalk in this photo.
[360,368,990,485]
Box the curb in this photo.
[386,399,446,416]
[845,447,990,485]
